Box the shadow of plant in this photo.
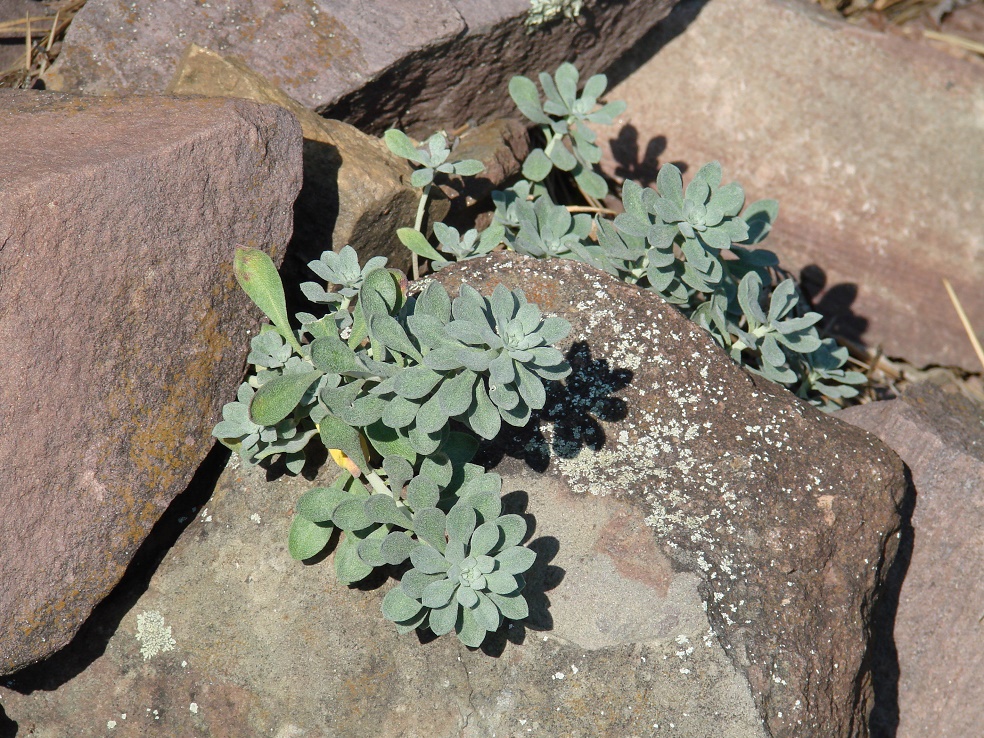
[478,341,633,472]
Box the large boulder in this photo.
[0,89,302,675]
[837,380,984,738]
[41,0,681,136]
[1,254,907,737]
[595,0,984,371]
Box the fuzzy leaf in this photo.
[380,530,419,565]
[249,371,322,426]
[522,148,553,182]
[382,586,425,623]
[334,533,374,584]
[397,227,445,263]
[234,247,299,351]
[287,515,333,561]
[508,75,551,125]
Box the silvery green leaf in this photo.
[653,196,684,224]
[656,163,685,204]
[451,285,491,326]
[757,361,797,385]
[234,247,300,352]
[402,568,443,599]
[554,62,579,109]
[457,606,487,648]
[768,279,799,323]
[410,167,435,188]
[691,160,722,193]
[445,541,466,566]
[394,366,443,400]
[775,313,822,334]
[411,542,450,574]
[249,371,323,426]
[472,591,501,632]
[319,415,369,474]
[334,533,374,584]
[371,315,422,360]
[680,237,713,271]
[495,546,536,575]
[581,73,607,104]
[538,70,563,109]
[299,280,337,305]
[380,531,419,565]
[741,199,779,245]
[331,498,373,531]
[383,455,414,493]
[447,503,477,545]
[409,423,445,455]
[422,579,457,609]
[489,382,520,411]
[461,491,502,526]
[547,140,577,171]
[407,475,441,510]
[712,182,745,217]
[297,483,353,523]
[484,571,520,596]
[777,329,822,354]
[413,393,448,435]
[586,100,627,124]
[384,129,428,164]
[466,383,501,440]
[522,148,553,182]
[514,362,547,409]
[488,592,529,621]
[451,159,485,177]
[420,453,453,488]
[737,272,767,325]
[470,521,502,557]
[287,515,333,561]
[415,281,452,323]
[412,508,447,552]
[500,396,532,427]
[456,585,479,608]
[437,370,478,417]
[381,395,419,430]
[364,495,412,528]
[488,352,516,386]
[359,267,402,319]
[508,75,551,125]
[310,335,360,374]
[382,586,425,623]
[428,599,459,636]
[760,333,787,368]
[357,529,388,567]
[497,515,527,549]
[574,167,609,199]
[700,225,733,251]
[397,227,444,263]
[446,320,495,346]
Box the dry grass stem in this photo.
[943,278,984,372]
[923,29,984,56]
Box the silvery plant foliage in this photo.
[214,246,569,646]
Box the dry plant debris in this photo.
[0,0,86,89]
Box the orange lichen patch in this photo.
[593,511,674,596]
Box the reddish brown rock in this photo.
[837,380,984,738]
[42,0,681,137]
[0,89,302,675]
[596,0,984,371]
[0,253,906,737]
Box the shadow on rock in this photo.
[2,445,230,695]
[867,465,916,738]
[478,341,633,473]
[478,488,564,659]
[0,703,15,738]
[799,264,870,349]
[607,128,688,189]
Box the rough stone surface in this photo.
[1,254,907,737]
[42,0,680,136]
[596,0,984,371]
[0,89,302,675]
[164,42,432,284]
[837,380,984,738]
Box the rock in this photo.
[42,0,681,136]
[165,42,435,284]
[1,254,907,737]
[0,89,302,675]
[837,380,984,738]
[595,0,984,371]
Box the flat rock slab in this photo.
[43,0,680,136]
[596,0,984,370]
[0,90,302,674]
[2,254,907,737]
[837,381,984,738]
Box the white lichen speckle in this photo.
[526,0,582,27]
[135,611,176,660]
[190,702,199,714]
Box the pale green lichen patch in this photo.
[526,0,583,28]
[135,611,176,660]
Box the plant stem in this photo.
[365,469,392,497]
[411,183,433,281]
